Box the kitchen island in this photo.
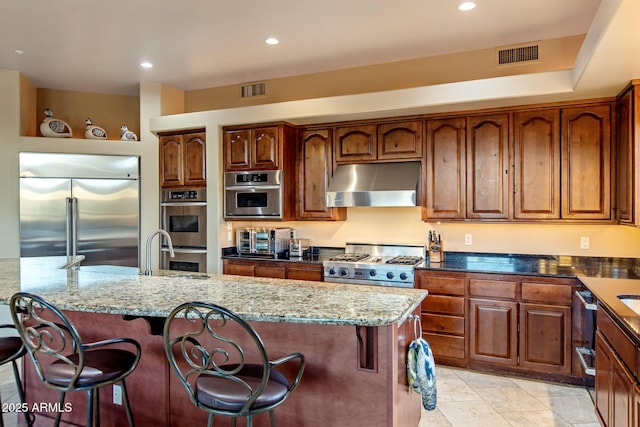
[0,257,427,427]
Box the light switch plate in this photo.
[464,234,472,246]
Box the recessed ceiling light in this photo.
[265,37,279,45]
[140,62,153,69]
[15,49,24,56]
[458,1,476,11]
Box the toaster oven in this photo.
[236,227,291,255]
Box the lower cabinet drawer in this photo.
[422,295,465,315]
[422,313,464,335]
[424,332,465,360]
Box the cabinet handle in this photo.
[575,290,598,311]
[576,347,596,376]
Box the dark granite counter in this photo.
[221,246,344,264]
[421,252,640,279]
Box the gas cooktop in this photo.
[323,243,426,287]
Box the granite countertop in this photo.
[421,252,640,279]
[579,276,640,342]
[0,256,426,327]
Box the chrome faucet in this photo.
[143,229,174,276]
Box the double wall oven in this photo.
[160,188,207,272]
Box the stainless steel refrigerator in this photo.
[19,152,140,267]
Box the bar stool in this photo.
[0,325,33,427]
[163,301,305,427]
[10,292,142,427]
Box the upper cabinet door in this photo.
[224,130,251,171]
[424,118,466,220]
[616,90,634,224]
[466,114,510,219]
[183,132,206,187]
[377,121,423,160]
[251,126,280,170]
[334,125,377,163]
[513,109,561,220]
[561,104,611,220]
[159,135,184,188]
[296,128,346,220]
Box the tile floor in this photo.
[0,362,599,426]
[419,366,600,427]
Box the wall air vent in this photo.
[496,43,540,65]
[241,82,266,98]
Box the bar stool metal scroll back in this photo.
[9,292,141,427]
[163,301,305,427]
[0,324,34,427]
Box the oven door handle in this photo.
[161,202,207,207]
[161,247,207,254]
[225,185,281,190]
[575,290,598,311]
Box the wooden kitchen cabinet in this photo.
[467,275,574,376]
[616,83,638,225]
[223,123,297,171]
[296,128,346,221]
[561,104,612,220]
[423,117,466,220]
[415,270,466,366]
[334,124,377,163]
[595,330,635,427]
[466,114,510,219]
[223,258,323,281]
[334,120,422,163]
[469,298,518,365]
[377,120,423,160]
[513,109,561,219]
[519,281,572,375]
[519,303,571,374]
[159,130,206,188]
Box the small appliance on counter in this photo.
[428,230,443,263]
[236,227,291,256]
[289,238,310,258]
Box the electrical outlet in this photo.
[464,234,472,246]
[113,384,122,405]
[580,236,590,250]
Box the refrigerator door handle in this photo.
[66,197,78,256]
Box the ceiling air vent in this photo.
[241,82,266,98]
[496,43,540,65]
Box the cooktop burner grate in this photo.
[386,256,424,265]
[328,252,370,262]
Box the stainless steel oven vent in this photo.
[241,82,266,98]
[497,43,540,65]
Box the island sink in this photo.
[618,294,640,316]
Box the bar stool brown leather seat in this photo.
[163,301,305,427]
[0,325,33,427]
[10,292,141,427]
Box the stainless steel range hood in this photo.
[326,161,420,207]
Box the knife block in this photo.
[428,241,443,263]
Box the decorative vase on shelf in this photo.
[120,125,137,141]
[40,108,72,138]
[84,118,107,140]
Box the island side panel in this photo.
[389,307,422,427]
[22,312,169,427]
[167,319,418,427]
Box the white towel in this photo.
[407,337,437,410]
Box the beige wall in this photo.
[228,209,640,258]
[185,35,584,112]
